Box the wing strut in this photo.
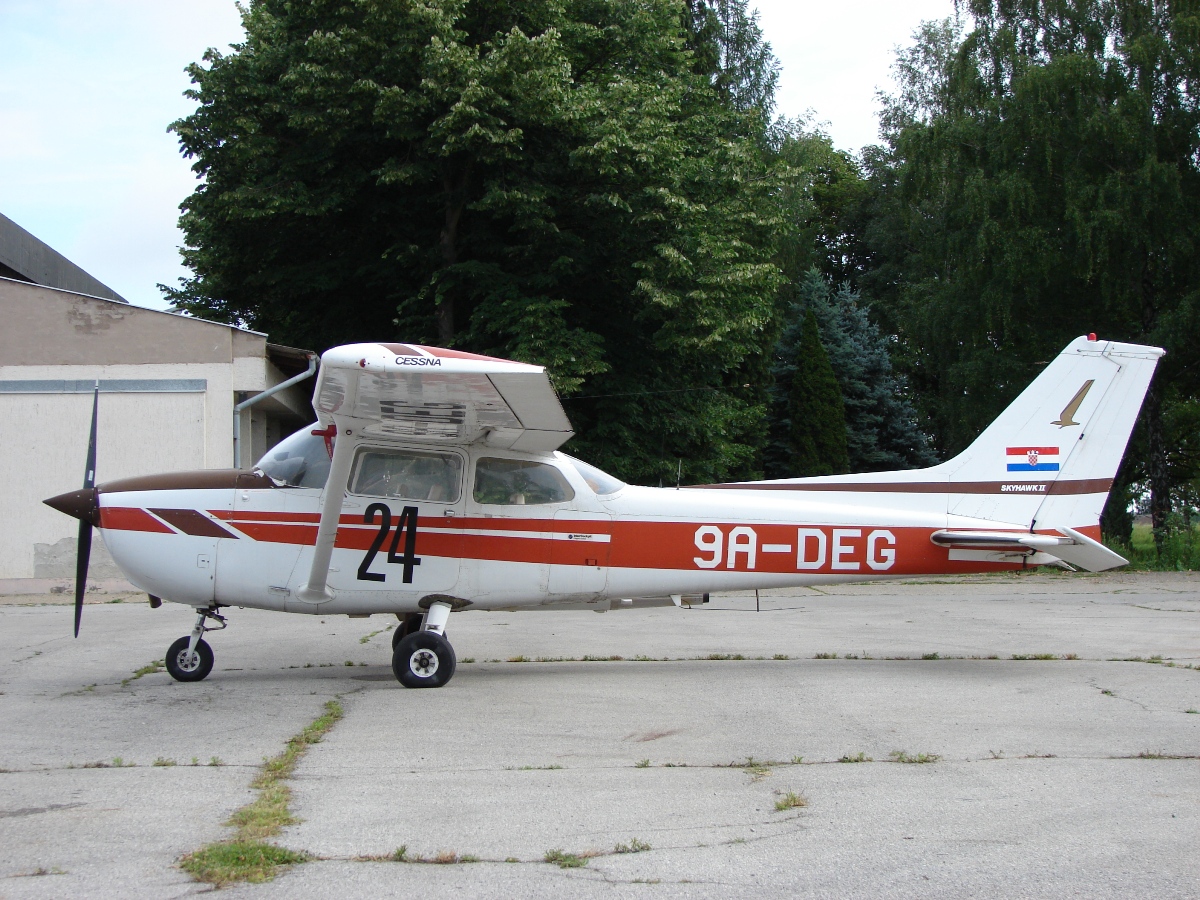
[296,421,357,604]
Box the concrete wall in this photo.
[0,278,315,580]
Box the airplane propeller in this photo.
[43,384,101,637]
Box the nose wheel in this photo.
[166,608,226,683]
[166,635,213,681]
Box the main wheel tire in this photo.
[392,613,425,651]
[165,636,214,682]
[392,631,456,688]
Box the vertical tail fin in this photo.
[944,336,1164,534]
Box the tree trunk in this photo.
[1144,375,1170,556]
[437,161,472,345]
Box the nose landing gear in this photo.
[392,601,456,688]
[165,608,227,682]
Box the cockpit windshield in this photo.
[255,424,333,488]
[563,455,625,496]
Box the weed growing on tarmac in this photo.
[890,750,941,764]
[515,764,563,770]
[12,866,67,877]
[839,752,872,763]
[121,659,164,687]
[1187,709,1198,714]
[773,653,790,660]
[545,849,598,868]
[180,699,343,886]
[1131,749,1200,760]
[1012,653,1059,660]
[614,838,651,854]
[180,842,307,886]
[635,758,651,768]
[774,791,808,811]
[922,652,940,660]
[507,655,530,663]
[814,652,837,659]
[461,657,475,663]
[209,756,224,766]
[152,757,176,767]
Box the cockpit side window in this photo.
[350,448,463,503]
[473,458,575,505]
[255,425,333,488]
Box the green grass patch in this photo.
[121,659,164,687]
[180,841,307,886]
[838,752,872,763]
[1107,524,1200,571]
[180,700,343,886]
[544,849,591,868]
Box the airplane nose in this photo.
[44,488,99,525]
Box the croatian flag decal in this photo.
[1007,446,1060,472]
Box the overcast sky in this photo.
[0,0,957,311]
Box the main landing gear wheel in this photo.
[393,631,456,688]
[166,636,214,682]
[392,613,424,651]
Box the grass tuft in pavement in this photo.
[180,841,307,886]
[180,699,343,885]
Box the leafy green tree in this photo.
[681,0,779,113]
[869,4,1200,547]
[166,0,785,484]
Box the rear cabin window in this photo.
[350,448,462,503]
[256,425,333,488]
[473,458,575,505]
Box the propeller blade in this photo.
[83,383,99,490]
[74,519,91,638]
[74,385,100,638]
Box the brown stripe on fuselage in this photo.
[149,508,241,539]
[98,470,274,494]
[690,478,1113,496]
[379,343,421,356]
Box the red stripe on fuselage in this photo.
[99,507,175,534]
[99,508,1082,576]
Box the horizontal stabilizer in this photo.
[930,528,1128,572]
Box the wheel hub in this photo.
[176,648,201,672]
[409,648,439,677]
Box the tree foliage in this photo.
[766,270,934,477]
[167,0,786,484]
[776,307,849,477]
[867,2,1200,542]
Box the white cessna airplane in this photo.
[45,335,1162,688]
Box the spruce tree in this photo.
[785,309,849,477]
[767,270,934,477]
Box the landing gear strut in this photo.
[392,601,456,688]
[166,608,226,682]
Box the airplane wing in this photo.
[313,342,573,451]
[929,527,1128,572]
